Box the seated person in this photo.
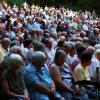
[1,54,29,100]
[50,49,89,100]
[89,49,100,81]
[74,50,92,82]
[24,51,63,100]
[74,50,98,99]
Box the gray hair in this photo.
[9,46,22,55]
[95,44,100,50]
[94,49,100,57]
[8,53,23,65]
[2,38,10,44]
[31,51,46,63]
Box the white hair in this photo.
[95,49,100,54]
[95,44,100,50]
[10,46,21,53]
[31,51,46,63]
[8,53,23,65]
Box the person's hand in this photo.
[50,87,56,95]
[23,96,30,100]
[70,89,77,96]
[61,97,65,100]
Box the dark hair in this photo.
[80,51,92,63]
[76,46,86,59]
[57,40,65,48]
[54,49,66,63]
[23,39,32,48]
[34,42,45,52]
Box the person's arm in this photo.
[2,79,29,100]
[51,81,56,91]
[50,66,74,94]
[20,78,29,97]
[32,82,53,95]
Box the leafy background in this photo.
[0,0,100,16]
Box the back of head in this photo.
[8,53,23,66]
[80,50,92,63]
[2,38,10,45]
[10,46,22,55]
[31,51,46,66]
[34,42,45,52]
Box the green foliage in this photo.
[7,0,23,6]
[78,0,100,15]
[0,0,100,15]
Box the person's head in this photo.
[94,49,100,61]
[1,38,10,50]
[10,46,22,55]
[80,51,92,68]
[54,49,66,66]
[31,51,46,68]
[45,38,52,49]
[34,41,45,52]
[13,27,18,33]
[8,54,23,71]
[63,42,72,54]
[10,40,19,47]
[83,37,89,47]
[68,42,76,57]
[86,46,95,55]
[57,39,65,48]
[23,39,33,49]
[80,31,86,38]
[95,44,100,50]
[75,41,82,49]
[43,32,51,38]
[94,28,100,36]
[76,45,86,60]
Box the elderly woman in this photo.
[24,51,63,100]
[1,54,29,100]
[50,49,89,100]
[0,46,23,76]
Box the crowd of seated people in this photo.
[0,1,100,100]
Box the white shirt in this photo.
[82,24,89,31]
[45,47,55,67]
[89,56,100,78]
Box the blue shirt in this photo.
[24,63,52,100]
[33,22,41,31]
[27,23,34,31]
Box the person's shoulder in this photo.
[74,63,83,71]
[25,63,35,72]
[50,63,60,73]
[1,69,11,79]
[50,63,57,69]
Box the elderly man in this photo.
[24,51,63,100]
[1,54,29,100]
[0,38,10,64]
